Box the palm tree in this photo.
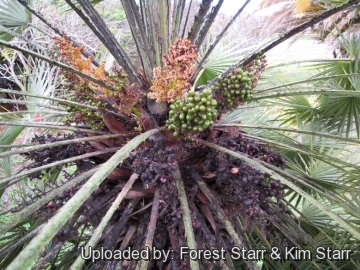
[0,0,360,269]
[258,0,360,43]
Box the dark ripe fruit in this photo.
[47,202,54,209]
[270,181,281,189]
[160,175,167,183]
[141,173,148,181]
[250,144,258,152]
[244,198,253,205]
[259,192,267,200]
[57,193,66,200]
[265,207,275,215]
[242,175,248,183]
[193,220,202,229]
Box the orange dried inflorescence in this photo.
[53,36,140,118]
[149,39,197,103]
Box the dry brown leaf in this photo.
[125,190,154,199]
[199,203,217,232]
[88,141,108,150]
[196,191,210,204]
[107,168,131,181]
[101,109,128,134]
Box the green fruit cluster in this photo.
[167,88,217,137]
[65,85,106,130]
[212,67,254,110]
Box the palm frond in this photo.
[0,1,359,269]
[0,0,31,41]
[295,0,313,14]
[4,129,160,270]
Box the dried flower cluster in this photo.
[54,36,140,119]
[149,39,197,103]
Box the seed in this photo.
[270,181,281,189]
[193,220,201,229]
[244,199,253,205]
[47,202,54,209]
[141,173,148,181]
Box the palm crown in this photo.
[0,0,360,270]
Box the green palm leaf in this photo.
[0,0,32,41]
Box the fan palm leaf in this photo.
[0,0,32,41]
[0,1,359,269]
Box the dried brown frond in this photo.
[323,11,344,30]
[258,0,359,44]
[260,0,286,9]
[305,3,323,13]
[260,7,293,36]
[295,0,312,15]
